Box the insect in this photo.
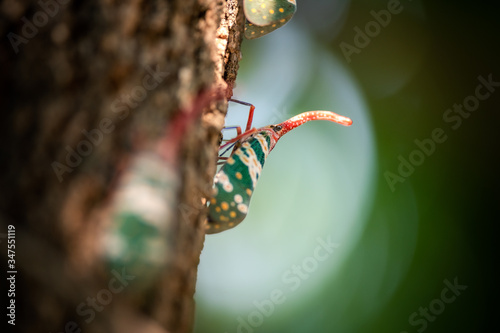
[244,0,297,39]
[205,100,352,234]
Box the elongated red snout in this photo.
[279,111,352,137]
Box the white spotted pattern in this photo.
[215,171,233,193]
[256,133,270,157]
[235,144,263,189]
[237,203,248,214]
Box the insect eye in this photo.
[273,125,282,132]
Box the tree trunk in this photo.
[0,0,243,332]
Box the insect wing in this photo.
[244,0,297,26]
[244,17,290,39]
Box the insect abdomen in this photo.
[207,132,271,233]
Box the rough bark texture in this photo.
[0,0,244,332]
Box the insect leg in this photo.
[229,98,255,131]
[221,125,242,141]
[218,142,237,162]
[219,126,241,160]
[216,99,257,163]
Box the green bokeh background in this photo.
[195,1,499,332]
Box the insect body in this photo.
[244,0,297,39]
[206,108,352,234]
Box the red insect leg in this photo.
[228,98,255,132]
[218,99,257,158]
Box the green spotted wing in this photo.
[244,0,297,26]
[243,0,297,39]
[244,19,289,39]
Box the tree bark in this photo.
[0,0,243,332]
